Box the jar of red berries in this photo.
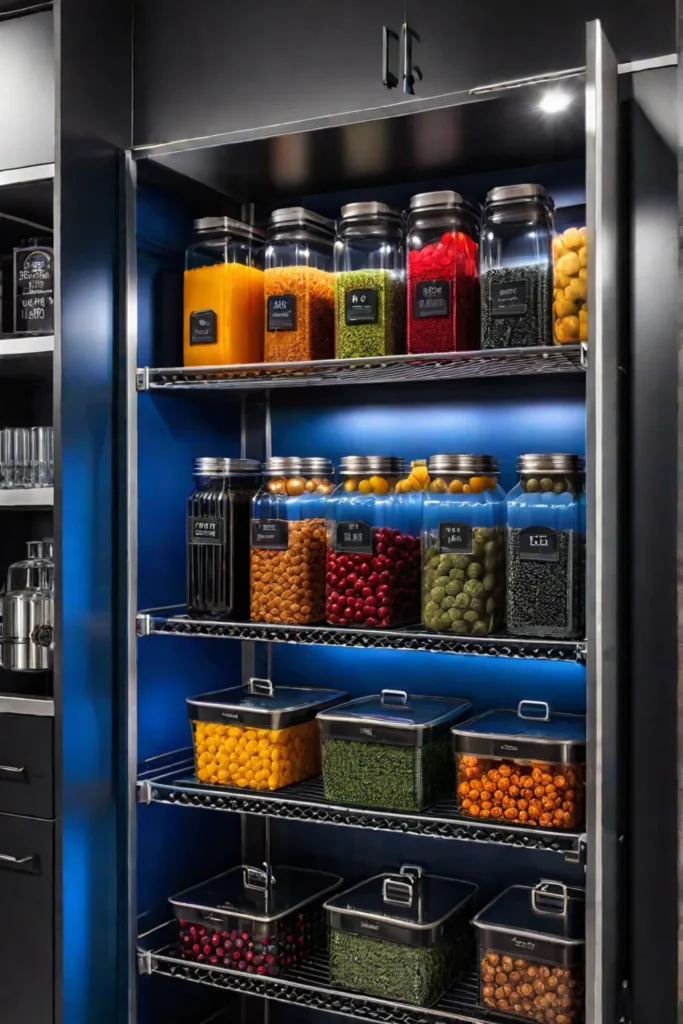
[406,191,480,354]
[325,456,422,629]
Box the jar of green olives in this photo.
[506,454,585,638]
[422,455,506,636]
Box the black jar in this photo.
[187,457,262,618]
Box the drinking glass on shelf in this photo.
[31,426,53,487]
[0,428,12,488]
[13,428,31,488]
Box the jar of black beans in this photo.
[505,454,585,639]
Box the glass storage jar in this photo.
[406,191,480,354]
[317,689,471,811]
[171,863,342,976]
[553,221,587,344]
[187,457,262,619]
[480,184,555,349]
[472,881,585,1023]
[183,216,265,367]
[325,864,477,1006]
[325,456,422,628]
[187,677,347,791]
[422,455,505,636]
[451,700,585,829]
[334,202,405,359]
[251,457,335,625]
[506,454,585,638]
[265,207,336,362]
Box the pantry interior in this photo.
[127,22,652,1024]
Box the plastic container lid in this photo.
[451,701,585,763]
[325,864,477,948]
[188,678,348,731]
[170,864,343,928]
[317,690,472,748]
[472,881,585,948]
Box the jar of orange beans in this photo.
[187,678,347,792]
[451,701,585,829]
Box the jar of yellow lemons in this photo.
[187,678,347,792]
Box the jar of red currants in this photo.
[407,191,481,354]
[325,456,422,629]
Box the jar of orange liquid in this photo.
[183,216,265,367]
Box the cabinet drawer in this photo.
[0,712,53,818]
[0,812,53,1024]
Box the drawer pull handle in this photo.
[0,853,35,869]
[0,764,26,779]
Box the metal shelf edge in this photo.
[0,487,53,507]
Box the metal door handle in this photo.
[382,26,399,89]
[402,23,423,94]
[0,763,26,780]
[0,853,36,868]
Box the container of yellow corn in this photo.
[553,225,588,344]
[187,678,348,792]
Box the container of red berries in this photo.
[406,191,480,355]
[170,863,343,976]
[325,456,422,629]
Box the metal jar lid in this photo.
[264,457,334,476]
[317,690,472,748]
[472,881,585,946]
[428,454,499,475]
[409,191,481,216]
[187,678,348,731]
[451,701,586,763]
[485,184,552,206]
[516,454,585,474]
[193,457,262,477]
[268,207,336,236]
[340,201,401,223]
[339,455,404,477]
[192,215,265,242]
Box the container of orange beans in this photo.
[451,701,585,829]
[188,677,348,791]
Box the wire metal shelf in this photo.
[136,610,586,663]
[137,751,585,861]
[137,928,513,1024]
[136,345,586,392]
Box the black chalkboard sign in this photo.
[14,242,53,334]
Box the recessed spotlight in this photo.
[538,89,573,114]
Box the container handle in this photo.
[382,874,414,907]
[243,865,273,892]
[400,863,423,880]
[517,700,550,722]
[531,880,568,917]
[380,689,410,708]
[247,678,274,698]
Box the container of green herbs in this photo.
[325,864,477,1006]
[316,690,471,812]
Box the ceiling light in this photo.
[538,89,573,114]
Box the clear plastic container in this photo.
[334,202,405,358]
[250,457,334,625]
[325,456,421,629]
[406,191,480,354]
[325,864,477,1006]
[317,689,471,811]
[506,454,585,638]
[451,701,585,829]
[184,216,265,367]
[422,455,506,636]
[171,863,342,976]
[187,677,347,791]
[480,185,555,349]
[553,220,587,345]
[187,457,262,619]
[265,207,336,362]
[472,881,585,1023]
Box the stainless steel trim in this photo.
[0,695,54,716]
[0,162,54,187]
[617,53,677,74]
[470,67,586,96]
[585,20,620,1024]
[0,487,53,507]
[0,335,54,357]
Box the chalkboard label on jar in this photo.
[14,245,54,333]
[267,294,297,331]
[345,288,378,325]
[490,279,528,317]
[190,517,225,546]
[336,520,373,554]
[414,279,450,319]
[190,308,218,344]
[438,522,473,554]
[251,519,289,550]
[518,526,559,562]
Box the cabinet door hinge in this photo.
[136,613,153,637]
[136,367,150,392]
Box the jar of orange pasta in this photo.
[183,216,265,367]
[187,678,347,792]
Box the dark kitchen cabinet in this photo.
[0,10,54,169]
[0,812,54,1024]
[0,712,53,819]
